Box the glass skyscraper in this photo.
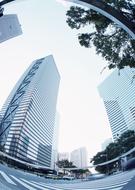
[98,67,135,141]
[0,55,60,168]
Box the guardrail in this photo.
[0,147,130,171]
[63,147,135,171]
[0,146,135,172]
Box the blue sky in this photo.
[0,0,112,160]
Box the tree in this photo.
[117,130,135,153]
[91,130,135,173]
[106,142,121,160]
[66,0,135,70]
[90,151,109,174]
[56,159,76,175]
[56,159,76,169]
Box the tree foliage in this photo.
[56,159,89,177]
[117,130,135,153]
[56,159,76,168]
[71,168,89,173]
[66,0,135,70]
[91,130,135,173]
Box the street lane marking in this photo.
[25,181,124,190]
[32,181,61,189]
[0,171,16,185]
[10,175,37,190]
[41,181,128,190]
[21,178,49,190]
[31,181,126,190]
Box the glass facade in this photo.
[0,55,60,168]
[98,67,135,141]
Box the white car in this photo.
[62,175,75,180]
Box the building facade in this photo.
[0,55,60,168]
[51,111,60,169]
[98,67,135,141]
[58,152,70,162]
[70,147,88,168]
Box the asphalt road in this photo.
[0,164,135,189]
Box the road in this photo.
[0,164,135,190]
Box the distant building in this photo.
[58,152,70,161]
[51,112,60,169]
[98,67,135,141]
[70,147,88,168]
[102,138,113,151]
[0,55,60,169]
[0,14,22,43]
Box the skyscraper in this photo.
[70,147,88,168]
[98,67,135,141]
[58,152,70,162]
[51,111,60,169]
[0,55,60,168]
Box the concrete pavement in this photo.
[0,164,135,189]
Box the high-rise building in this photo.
[58,152,70,162]
[0,55,60,168]
[70,147,88,168]
[51,111,60,169]
[98,67,135,141]
[0,14,22,43]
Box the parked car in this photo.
[62,175,75,180]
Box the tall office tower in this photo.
[58,152,70,162]
[98,67,135,141]
[51,112,60,169]
[70,147,88,168]
[0,14,22,43]
[0,55,60,168]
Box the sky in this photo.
[0,0,113,161]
